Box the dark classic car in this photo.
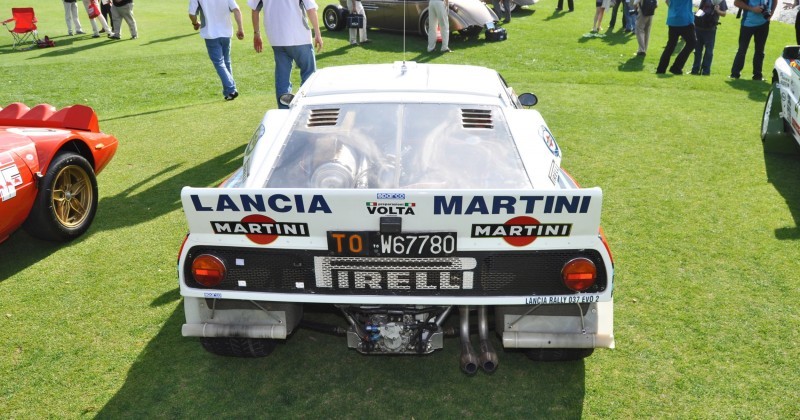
[323,0,499,38]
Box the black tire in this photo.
[23,152,98,242]
[525,348,594,362]
[420,12,430,37]
[200,337,277,358]
[323,5,346,31]
[498,1,518,13]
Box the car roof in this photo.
[298,61,507,103]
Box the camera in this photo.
[759,1,771,18]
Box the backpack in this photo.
[694,0,719,28]
[640,0,657,16]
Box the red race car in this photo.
[0,103,118,243]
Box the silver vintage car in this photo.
[323,0,499,38]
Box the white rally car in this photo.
[762,46,800,154]
[178,62,615,373]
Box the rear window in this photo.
[266,103,532,189]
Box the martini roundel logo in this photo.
[470,216,572,247]
[210,214,310,244]
[242,214,279,245]
[504,216,540,246]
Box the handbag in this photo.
[87,1,101,19]
[347,13,364,28]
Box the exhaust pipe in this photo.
[478,306,499,373]
[459,305,479,375]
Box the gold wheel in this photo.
[51,165,94,228]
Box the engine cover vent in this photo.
[461,109,493,129]
[308,108,340,127]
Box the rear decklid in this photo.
[179,187,613,305]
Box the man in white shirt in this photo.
[248,0,324,109]
[189,0,245,101]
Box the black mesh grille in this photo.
[184,246,608,297]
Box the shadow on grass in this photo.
[763,149,800,240]
[141,32,195,46]
[94,146,242,233]
[725,78,771,102]
[30,35,116,59]
[0,147,242,281]
[600,28,636,46]
[618,53,645,72]
[96,304,587,418]
[543,8,574,21]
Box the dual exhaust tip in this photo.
[459,306,498,375]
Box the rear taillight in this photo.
[191,254,226,287]
[561,257,597,292]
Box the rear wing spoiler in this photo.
[0,103,100,132]
[181,187,604,251]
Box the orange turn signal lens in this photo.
[561,257,597,292]
[191,254,226,287]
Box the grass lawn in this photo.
[1,0,799,417]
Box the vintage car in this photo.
[178,62,615,373]
[762,46,800,154]
[322,0,501,39]
[0,103,118,243]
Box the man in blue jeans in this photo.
[189,0,245,101]
[691,0,727,75]
[249,0,324,109]
[730,0,775,80]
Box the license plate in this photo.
[327,231,457,257]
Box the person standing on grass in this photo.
[656,0,696,74]
[427,0,451,51]
[690,0,727,75]
[608,0,628,30]
[493,0,512,23]
[556,0,575,12]
[109,0,138,40]
[346,0,370,45]
[189,0,245,101]
[100,0,114,33]
[592,0,611,33]
[82,0,112,38]
[556,0,574,12]
[624,0,638,32]
[63,0,85,36]
[248,0,324,109]
[729,0,775,80]
[633,0,656,55]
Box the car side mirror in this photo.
[518,93,537,107]
[279,93,295,107]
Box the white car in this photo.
[762,46,800,153]
[178,62,615,373]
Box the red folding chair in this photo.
[2,8,40,50]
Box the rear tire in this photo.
[200,337,277,358]
[23,152,98,242]
[420,13,430,37]
[498,1,518,13]
[323,5,346,31]
[761,84,799,154]
[525,348,594,362]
